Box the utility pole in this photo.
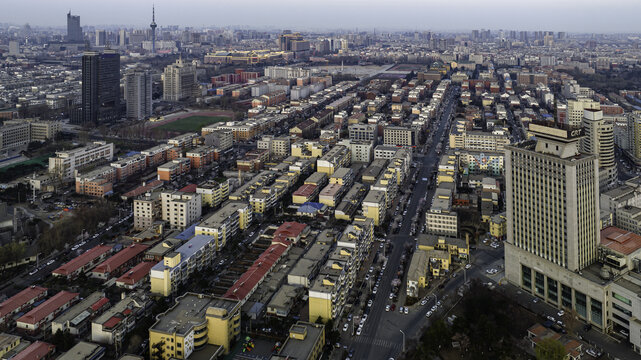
[399,329,406,353]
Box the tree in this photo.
[535,338,567,360]
[51,329,75,351]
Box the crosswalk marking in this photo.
[353,336,402,350]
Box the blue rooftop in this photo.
[175,223,197,241]
[151,234,215,272]
[298,202,325,213]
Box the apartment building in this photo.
[196,179,230,208]
[52,245,112,279]
[362,190,386,226]
[383,126,416,147]
[291,141,324,159]
[426,187,458,237]
[0,122,31,151]
[276,322,325,360]
[149,293,241,357]
[186,146,215,169]
[51,292,109,336]
[91,291,151,346]
[110,154,147,181]
[195,202,252,250]
[49,142,114,179]
[348,124,377,143]
[16,291,79,333]
[133,191,162,231]
[75,165,116,197]
[0,286,48,327]
[316,145,350,175]
[150,235,217,296]
[157,158,191,181]
[308,217,373,322]
[90,244,149,280]
[161,191,202,229]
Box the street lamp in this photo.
[399,329,406,353]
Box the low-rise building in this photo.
[75,166,116,197]
[9,341,55,360]
[91,291,151,346]
[116,261,157,289]
[150,235,217,297]
[90,244,149,280]
[335,183,367,221]
[292,184,319,204]
[0,286,48,327]
[186,146,215,169]
[51,292,109,336]
[149,293,241,357]
[52,245,112,279]
[57,341,105,360]
[16,291,79,333]
[275,321,325,360]
[110,154,147,181]
[407,250,429,298]
[417,234,469,259]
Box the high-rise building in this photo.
[118,29,126,47]
[81,50,121,124]
[581,109,617,187]
[505,123,599,272]
[8,41,20,56]
[162,58,197,101]
[66,11,83,42]
[149,5,157,53]
[95,30,106,46]
[125,70,152,120]
[566,98,600,126]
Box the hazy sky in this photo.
[3,0,641,33]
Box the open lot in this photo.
[155,115,230,133]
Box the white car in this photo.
[389,292,394,300]
[343,323,349,332]
[557,310,565,317]
[421,299,427,306]
[28,269,38,276]
[437,301,442,307]
[426,310,433,317]
[373,287,378,294]
[46,259,55,266]
[356,327,362,336]
[386,304,390,312]
[367,300,373,307]
[465,264,472,269]
[404,307,409,314]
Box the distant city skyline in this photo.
[2,0,641,33]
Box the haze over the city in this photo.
[3,0,641,33]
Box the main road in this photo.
[349,87,460,359]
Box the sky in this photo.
[2,0,641,33]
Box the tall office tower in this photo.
[505,123,599,273]
[8,41,20,56]
[119,29,126,47]
[96,30,106,46]
[471,30,479,40]
[566,98,600,127]
[628,111,641,160]
[66,11,83,42]
[279,31,303,51]
[82,50,121,124]
[519,31,528,43]
[150,5,157,53]
[580,109,617,188]
[162,57,196,102]
[125,70,152,120]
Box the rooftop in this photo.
[17,291,78,325]
[57,341,104,360]
[278,321,324,360]
[293,184,318,198]
[224,241,291,302]
[12,341,54,360]
[151,235,215,272]
[151,293,240,335]
[0,286,48,320]
[52,245,112,276]
[116,261,157,286]
[92,244,149,275]
[600,226,641,255]
[198,202,248,229]
[51,292,106,328]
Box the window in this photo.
[613,292,632,306]
[575,291,587,318]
